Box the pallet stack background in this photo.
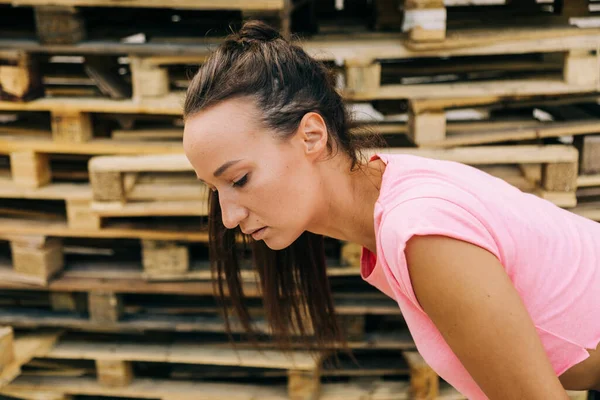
[0,0,598,399]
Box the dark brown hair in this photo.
[184,20,385,358]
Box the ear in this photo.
[297,112,328,159]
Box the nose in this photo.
[218,193,248,230]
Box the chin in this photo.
[262,230,302,251]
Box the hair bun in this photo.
[237,20,282,44]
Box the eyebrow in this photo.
[213,159,243,178]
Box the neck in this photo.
[307,154,385,254]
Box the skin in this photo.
[183,96,599,398]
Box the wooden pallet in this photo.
[373,0,593,42]
[0,0,317,44]
[90,145,580,212]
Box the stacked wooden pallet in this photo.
[0,1,598,399]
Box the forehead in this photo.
[183,97,261,156]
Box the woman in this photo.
[182,20,600,399]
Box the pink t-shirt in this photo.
[361,152,600,399]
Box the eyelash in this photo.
[232,174,248,188]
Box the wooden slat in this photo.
[1,0,286,10]
[44,340,318,370]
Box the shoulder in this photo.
[377,193,503,311]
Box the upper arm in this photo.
[404,234,569,400]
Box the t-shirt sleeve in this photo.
[378,196,502,313]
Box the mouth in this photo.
[251,227,267,239]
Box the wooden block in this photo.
[408,111,446,145]
[340,242,361,268]
[404,0,446,42]
[0,52,43,102]
[50,292,87,314]
[542,162,578,192]
[10,151,51,188]
[579,135,600,174]
[34,6,86,45]
[0,327,14,374]
[66,199,102,230]
[403,351,439,400]
[95,359,133,387]
[10,237,64,284]
[142,240,189,277]
[287,368,320,400]
[90,171,124,202]
[345,61,381,94]
[564,51,598,86]
[130,57,169,101]
[51,111,92,143]
[88,292,123,324]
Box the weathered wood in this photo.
[95,360,133,387]
[50,292,87,313]
[340,315,365,342]
[130,57,170,101]
[89,171,124,202]
[0,327,14,375]
[65,199,102,230]
[10,236,64,284]
[542,162,578,192]
[345,60,381,95]
[564,50,598,86]
[141,240,190,278]
[84,56,131,99]
[34,6,86,45]
[408,110,446,145]
[51,111,93,142]
[287,368,321,400]
[578,135,600,174]
[10,151,51,188]
[403,351,439,400]
[0,52,43,101]
[88,291,123,323]
[404,0,446,42]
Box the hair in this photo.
[183,20,386,360]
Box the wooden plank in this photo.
[95,360,133,387]
[84,56,130,100]
[403,351,439,400]
[0,177,90,200]
[89,154,192,172]
[44,340,318,370]
[90,199,208,217]
[0,329,62,388]
[6,375,289,400]
[4,0,286,10]
[10,151,51,188]
[49,292,87,313]
[345,61,381,95]
[577,174,600,187]
[0,137,185,156]
[0,217,210,241]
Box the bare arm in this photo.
[404,235,570,400]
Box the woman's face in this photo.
[183,97,326,250]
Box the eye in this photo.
[232,174,248,188]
